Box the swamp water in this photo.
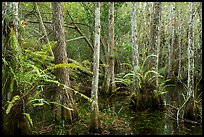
[31,84,202,135]
[98,84,202,135]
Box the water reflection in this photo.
[99,92,202,135]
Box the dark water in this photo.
[98,84,202,135]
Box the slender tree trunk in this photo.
[89,2,101,133]
[51,2,77,123]
[187,2,195,98]
[147,2,153,71]
[167,3,172,79]
[148,2,153,57]
[150,2,161,70]
[35,2,54,56]
[170,3,177,77]
[130,2,139,92]
[109,2,116,93]
[103,2,116,94]
[198,3,202,77]
[178,6,183,78]
[155,4,162,86]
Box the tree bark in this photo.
[187,2,195,98]
[89,2,101,133]
[150,2,161,70]
[130,2,139,92]
[155,3,162,86]
[103,2,116,94]
[167,3,172,79]
[2,2,19,101]
[51,2,77,123]
[170,3,177,78]
[178,5,183,78]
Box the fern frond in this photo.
[121,63,133,70]
[42,41,57,51]
[135,72,144,82]
[123,72,135,78]
[144,70,160,82]
[6,95,20,114]
[141,54,158,69]
[42,78,94,103]
[23,113,33,127]
[49,101,73,111]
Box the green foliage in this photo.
[136,69,163,90]
[41,77,94,104]
[116,42,132,64]
[6,95,20,114]
[2,2,202,134]
[153,79,174,97]
[9,29,23,64]
[23,113,33,127]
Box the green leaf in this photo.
[23,113,33,127]
[123,72,135,78]
[49,101,74,111]
[6,95,20,114]
[33,102,44,107]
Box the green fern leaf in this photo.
[6,95,20,114]
[23,113,33,127]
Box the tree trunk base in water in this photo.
[130,89,164,111]
[184,98,201,124]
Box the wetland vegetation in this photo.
[2,2,202,135]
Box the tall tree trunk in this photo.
[51,2,77,123]
[171,3,177,78]
[2,2,19,101]
[89,2,101,133]
[150,2,161,86]
[198,3,202,77]
[147,2,153,71]
[166,3,172,79]
[155,3,162,86]
[130,2,139,92]
[183,3,200,123]
[103,2,116,94]
[187,2,195,98]
[150,2,161,69]
[178,5,183,78]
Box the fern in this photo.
[49,102,73,111]
[141,54,158,69]
[23,113,33,127]
[41,78,94,103]
[6,95,20,114]
[42,41,57,52]
[121,63,133,72]
[27,98,74,111]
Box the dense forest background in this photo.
[2,2,202,135]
